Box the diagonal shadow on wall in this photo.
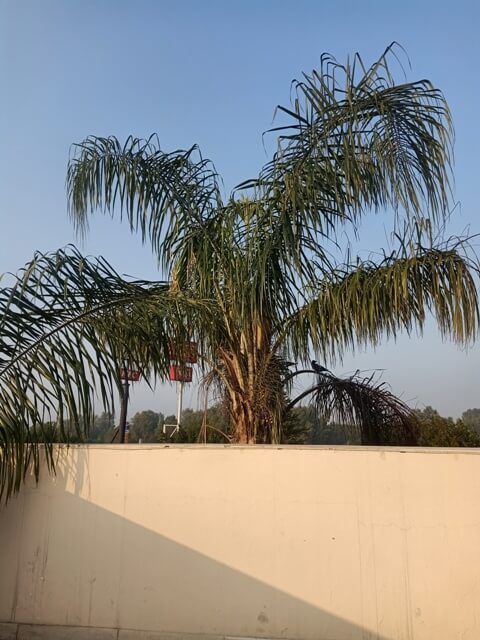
[0,448,392,640]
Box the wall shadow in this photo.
[1,448,392,640]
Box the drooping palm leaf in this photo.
[67,136,222,269]
[288,371,418,445]
[0,247,217,500]
[284,244,479,363]
[239,44,452,230]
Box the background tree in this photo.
[461,408,480,435]
[177,406,229,443]
[280,406,327,444]
[89,412,115,443]
[415,407,480,447]
[0,45,478,498]
[129,410,163,443]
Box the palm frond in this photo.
[0,247,216,501]
[284,244,479,363]
[67,135,222,269]
[238,43,452,242]
[288,371,418,445]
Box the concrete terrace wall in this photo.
[0,445,479,640]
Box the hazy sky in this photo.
[1,0,479,418]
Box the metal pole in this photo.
[176,381,184,431]
[119,378,129,444]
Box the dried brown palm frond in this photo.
[288,371,418,445]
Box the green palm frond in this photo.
[0,247,217,500]
[285,245,478,363]
[238,43,452,241]
[67,136,222,268]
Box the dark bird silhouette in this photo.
[311,360,329,374]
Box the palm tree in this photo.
[0,45,478,497]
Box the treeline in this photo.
[414,406,480,447]
[86,405,480,447]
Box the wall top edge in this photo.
[47,443,480,455]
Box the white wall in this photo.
[1,445,479,640]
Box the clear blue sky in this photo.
[1,0,479,418]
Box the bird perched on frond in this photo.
[311,360,329,374]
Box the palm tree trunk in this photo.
[216,315,290,444]
[221,336,282,444]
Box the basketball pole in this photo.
[119,378,129,444]
[176,380,184,432]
